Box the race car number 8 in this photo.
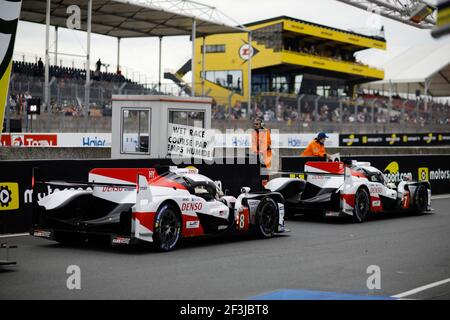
[239,214,245,229]
[237,208,249,231]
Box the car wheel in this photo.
[255,198,279,238]
[413,185,429,214]
[353,188,370,223]
[153,204,181,252]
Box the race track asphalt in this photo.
[1,198,449,300]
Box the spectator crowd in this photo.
[7,59,449,128]
[8,58,149,117]
[212,93,450,126]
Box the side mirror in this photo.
[240,187,250,194]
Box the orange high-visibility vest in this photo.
[251,129,272,168]
[301,139,326,157]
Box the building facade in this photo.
[167,16,386,108]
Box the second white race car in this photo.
[266,160,432,222]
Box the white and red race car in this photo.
[31,166,286,251]
[266,161,432,222]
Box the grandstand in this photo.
[5,49,449,134]
[2,4,449,134]
[10,59,149,115]
[6,87,449,133]
[166,16,386,109]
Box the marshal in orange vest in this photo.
[251,127,272,168]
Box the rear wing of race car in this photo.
[31,167,163,243]
[31,167,138,227]
[31,165,198,198]
[272,161,358,192]
[276,161,346,179]
[31,167,137,193]
[31,165,196,208]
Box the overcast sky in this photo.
[13,0,450,84]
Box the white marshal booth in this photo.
[111,95,212,159]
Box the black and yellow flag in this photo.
[0,0,22,132]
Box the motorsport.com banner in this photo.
[340,132,450,147]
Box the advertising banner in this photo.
[1,132,447,148]
[277,133,339,149]
[215,133,340,149]
[340,133,450,147]
[9,133,57,146]
[57,133,111,147]
[0,133,111,147]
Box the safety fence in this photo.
[4,103,449,135]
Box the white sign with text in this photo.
[167,124,215,160]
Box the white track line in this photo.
[392,278,450,299]
[0,233,29,238]
[432,194,450,200]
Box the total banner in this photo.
[340,133,450,147]
[1,133,111,147]
[282,155,450,194]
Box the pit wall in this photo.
[1,154,449,234]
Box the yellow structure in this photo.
[437,0,450,26]
[433,0,450,38]
[0,2,22,132]
[167,16,386,107]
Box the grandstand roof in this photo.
[20,0,246,38]
[244,15,387,42]
[364,43,450,97]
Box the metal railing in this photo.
[5,75,449,133]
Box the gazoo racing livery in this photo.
[266,161,432,222]
[31,166,286,251]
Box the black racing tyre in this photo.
[353,188,370,223]
[255,198,279,238]
[413,185,429,214]
[153,204,181,252]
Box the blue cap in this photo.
[317,132,329,139]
